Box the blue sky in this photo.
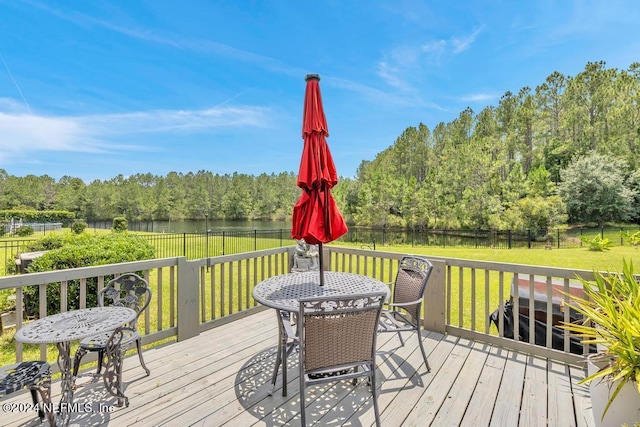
[1,1,639,182]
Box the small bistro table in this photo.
[15,306,137,426]
[252,271,390,395]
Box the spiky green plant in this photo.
[579,234,614,251]
[560,259,640,419]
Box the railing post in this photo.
[423,259,446,334]
[177,257,200,341]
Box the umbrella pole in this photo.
[318,242,324,286]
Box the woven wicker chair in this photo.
[73,273,151,377]
[0,361,55,425]
[298,292,386,427]
[378,256,434,372]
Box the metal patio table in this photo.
[252,271,389,395]
[15,306,137,425]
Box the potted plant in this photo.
[560,259,640,426]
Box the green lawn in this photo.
[2,237,638,368]
[358,243,640,273]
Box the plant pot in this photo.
[587,354,640,427]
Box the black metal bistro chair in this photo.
[378,256,434,372]
[0,361,55,425]
[73,273,151,377]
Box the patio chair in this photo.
[298,292,386,427]
[378,256,434,372]
[0,361,55,425]
[73,273,152,377]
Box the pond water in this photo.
[92,219,291,233]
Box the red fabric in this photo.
[291,77,348,245]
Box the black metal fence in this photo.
[343,226,640,249]
[1,225,638,276]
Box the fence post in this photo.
[557,228,560,249]
[527,229,531,249]
[620,227,624,246]
[177,257,199,341]
[254,230,257,251]
[222,231,226,255]
[508,229,512,249]
[183,233,187,257]
[423,259,446,333]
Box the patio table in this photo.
[15,306,137,426]
[252,271,389,395]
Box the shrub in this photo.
[15,226,34,237]
[21,232,155,317]
[623,230,640,247]
[579,234,614,251]
[112,217,128,232]
[71,219,88,234]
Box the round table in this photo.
[15,306,137,424]
[252,271,390,312]
[252,271,389,396]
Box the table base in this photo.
[53,326,131,426]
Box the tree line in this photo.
[1,61,639,230]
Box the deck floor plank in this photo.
[458,345,509,427]
[519,355,548,427]
[401,337,475,426]
[547,360,578,427]
[430,340,491,426]
[489,350,528,426]
[1,310,595,427]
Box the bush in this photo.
[15,226,34,236]
[112,217,128,232]
[21,232,155,317]
[71,219,88,234]
[623,230,640,247]
[579,234,614,251]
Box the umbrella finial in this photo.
[305,74,320,82]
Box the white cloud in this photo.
[0,102,270,158]
[23,0,305,78]
[421,26,485,59]
[451,25,485,54]
[421,40,447,54]
[376,61,409,90]
[457,93,496,103]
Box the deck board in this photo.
[2,310,595,427]
[458,345,509,427]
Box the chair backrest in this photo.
[392,256,434,320]
[298,292,386,372]
[99,273,151,327]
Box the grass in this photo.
[369,244,640,272]
[2,234,639,369]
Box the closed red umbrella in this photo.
[291,74,348,285]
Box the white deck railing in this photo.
[1,245,595,367]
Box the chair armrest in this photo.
[386,298,423,308]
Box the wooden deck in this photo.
[4,309,595,427]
